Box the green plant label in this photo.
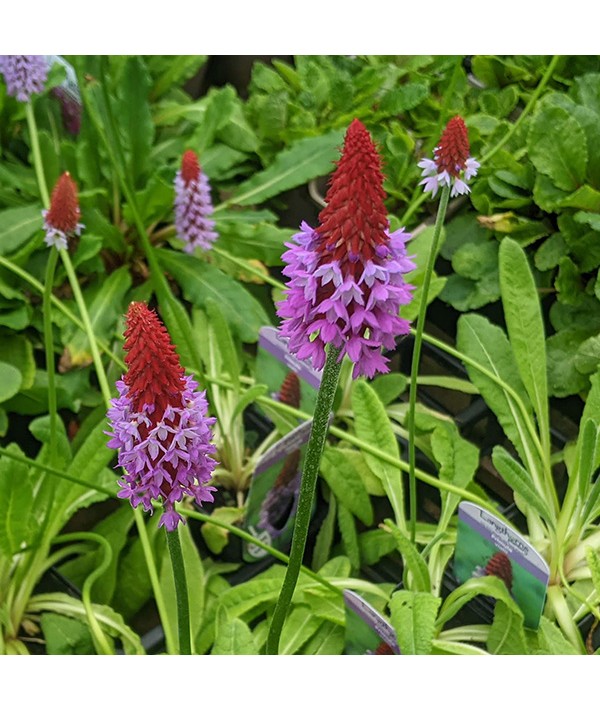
[454,502,550,629]
[343,590,400,655]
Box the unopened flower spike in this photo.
[106,302,218,531]
[277,118,415,379]
[0,55,48,103]
[42,172,84,250]
[174,150,218,253]
[418,116,480,198]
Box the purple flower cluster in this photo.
[174,150,218,253]
[0,55,48,102]
[107,374,217,531]
[278,221,415,379]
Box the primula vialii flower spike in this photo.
[42,172,84,250]
[277,118,416,379]
[174,149,218,253]
[418,115,480,198]
[106,302,218,531]
[0,55,48,102]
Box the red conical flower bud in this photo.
[42,172,84,250]
[181,149,200,185]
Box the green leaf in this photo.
[64,266,131,367]
[577,418,599,501]
[280,605,322,655]
[436,576,517,630]
[311,491,337,571]
[302,588,345,626]
[358,529,396,566]
[389,590,441,655]
[488,599,528,654]
[528,104,587,191]
[211,606,258,655]
[300,621,345,655]
[586,548,600,598]
[546,329,590,398]
[40,613,95,655]
[319,447,373,526]
[0,443,34,555]
[116,56,154,186]
[200,507,244,555]
[229,384,269,428]
[229,129,345,206]
[352,380,404,528]
[369,373,408,406]
[531,617,579,655]
[575,334,600,375]
[456,314,538,471]
[160,525,206,648]
[385,519,430,593]
[0,335,35,390]
[535,233,568,271]
[156,250,269,343]
[204,298,240,392]
[156,291,204,376]
[499,238,549,441]
[0,204,43,255]
[0,362,21,403]
[337,503,360,572]
[491,446,554,523]
[112,520,159,619]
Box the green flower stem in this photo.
[53,533,114,655]
[407,184,451,543]
[165,528,191,655]
[266,344,343,655]
[546,584,586,653]
[59,251,113,406]
[211,246,286,290]
[25,102,50,208]
[42,248,60,467]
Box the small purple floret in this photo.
[174,171,218,253]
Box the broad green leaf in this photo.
[0,443,34,555]
[575,334,600,375]
[456,314,539,473]
[499,238,549,441]
[528,104,587,191]
[385,519,430,593]
[0,204,43,254]
[337,503,360,572]
[577,418,599,501]
[116,56,154,186]
[436,576,519,630]
[546,329,590,398]
[0,335,34,390]
[302,589,345,626]
[64,266,131,367]
[431,640,489,655]
[156,290,204,376]
[352,380,404,529]
[311,491,337,571]
[488,599,527,654]
[214,220,291,266]
[157,249,269,343]
[369,373,408,406]
[317,555,352,579]
[160,525,206,649]
[280,605,322,655]
[319,447,373,526]
[0,362,21,402]
[229,384,268,428]
[229,129,345,206]
[389,590,441,655]
[491,446,554,524]
[301,621,345,655]
[531,617,579,655]
[587,548,600,598]
[201,507,244,555]
[211,606,258,655]
[40,613,95,655]
[358,529,397,566]
[218,575,284,619]
[204,299,240,393]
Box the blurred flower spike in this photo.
[174,150,218,253]
[277,119,415,379]
[0,55,48,102]
[42,172,84,250]
[418,116,479,198]
[106,302,218,531]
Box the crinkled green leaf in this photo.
[390,590,441,655]
[320,447,373,526]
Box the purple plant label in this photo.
[343,590,400,655]
[258,327,322,390]
[454,501,550,629]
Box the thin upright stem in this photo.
[407,184,451,543]
[42,248,60,466]
[25,102,50,207]
[165,528,191,655]
[266,344,342,655]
